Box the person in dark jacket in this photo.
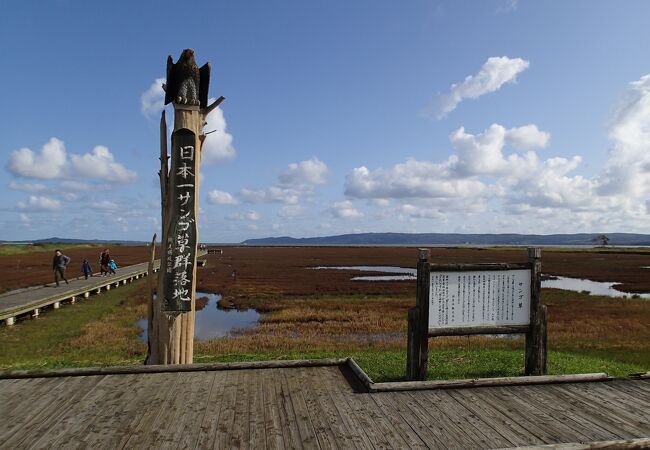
[52,249,70,286]
[100,248,111,276]
[82,259,93,279]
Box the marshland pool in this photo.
[138,292,260,341]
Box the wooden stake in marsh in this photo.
[146,49,224,365]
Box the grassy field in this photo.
[1,276,647,381]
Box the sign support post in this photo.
[146,49,224,365]
[525,247,547,375]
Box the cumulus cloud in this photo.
[432,56,529,118]
[327,200,363,219]
[278,157,328,186]
[240,157,328,205]
[226,210,260,221]
[141,78,165,117]
[7,138,136,183]
[278,205,304,218]
[505,124,550,150]
[207,189,239,205]
[70,146,137,182]
[597,73,650,196]
[8,137,67,179]
[17,195,61,211]
[202,105,237,164]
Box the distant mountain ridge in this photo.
[242,232,650,246]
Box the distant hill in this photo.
[0,237,148,245]
[242,232,650,246]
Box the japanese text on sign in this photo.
[428,270,531,328]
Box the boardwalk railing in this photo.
[0,251,206,326]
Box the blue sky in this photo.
[2,0,650,242]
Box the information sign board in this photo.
[429,270,531,329]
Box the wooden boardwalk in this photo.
[0,251,206,325]
[0,360,648,449]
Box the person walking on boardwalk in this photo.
[82,259,93,279]
[107,259,118,275]
[100,248,111,276]
[52,249,70,287]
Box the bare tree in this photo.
[592,234,610,246]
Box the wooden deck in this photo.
[0,360,648,449]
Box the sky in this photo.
[1,0,650,243]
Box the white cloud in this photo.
[327,200,363,219]
[496,0,518,13]
[202,106,237,164]
[141,77,165,117]
[8,138,136,183]
[69,145,137,182]
[505,124,550,150]
[240,186,299,205]
[8,137,67,179]
[17,195,61,211]
[207,189,239,205]
[8,181,48,193]
[278,157,328,186]
[226,210,260,221]
[597,73,650,196]
[60,180,92,191]
[432,56,530,118]
[246,210,260,221]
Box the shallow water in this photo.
[542,276,650,299]
[310,265,416,281]
[138,292,260,342]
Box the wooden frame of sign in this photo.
[406,247,547,381]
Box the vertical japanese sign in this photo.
[163,129,197,312]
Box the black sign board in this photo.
[163,128,197,312]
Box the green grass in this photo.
[0,280,147,371]
[0,279,647,381]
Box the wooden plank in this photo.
[420,389,516,448]
[1,376,100,448]
[428,324,529,337]
[285,367,330,449]
[215,368,242,450]
[282,368,320,448]
[566,382,650,424]
[519,384,626,440]
[80,373,174,448]
[172,371,217,450]
[371,392,430,450]
[0,377,52,421]
[271,367,305,449]
[494,385,597,443]
[429,262,531,271]
[248,368,268,450]
[321,366,375,450]
[119,372,182,448]
[228,369,253,449]
[394,390,468,450]
[476,386,576,444]
[260,367,286,450]
[193,370,228,449]
[448,388,540,447]
[547,384,649,436]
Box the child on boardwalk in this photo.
[82,259,93,279]
[108,259,118,275]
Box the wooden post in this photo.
[406,307,419,381]
[412,248,431,381]
[525,247,547,375]
[147,49,223,365]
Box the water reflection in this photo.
[138,292,260,341]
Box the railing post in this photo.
[525,247,547,375]
[413,248,431,381]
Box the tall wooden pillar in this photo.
[146,49,224,365]
[525,247,547,375]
